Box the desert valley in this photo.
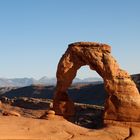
[0,73,140,140]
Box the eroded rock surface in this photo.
[53,42,140,122]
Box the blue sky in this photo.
[0,0,140,79]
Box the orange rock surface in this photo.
[53,42,140,121]
[0,100,140,139]
[1,116,140,140]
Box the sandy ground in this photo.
[0,101,140,140]
[0,115,140,140]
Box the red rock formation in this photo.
[53,42,140,121]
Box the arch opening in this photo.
[74,65,102,80]
[70,65,105,106]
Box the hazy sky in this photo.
[0,0,140,79]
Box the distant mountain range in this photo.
[0,73,139,88]
[0,76,103,87]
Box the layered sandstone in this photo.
[53,42,140,121]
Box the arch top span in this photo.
[68,42,111,53]
[53,42,140,122]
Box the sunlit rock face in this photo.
[53,42,140,121]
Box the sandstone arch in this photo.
[53,42,140,122]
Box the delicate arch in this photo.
[53,42,140,121]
